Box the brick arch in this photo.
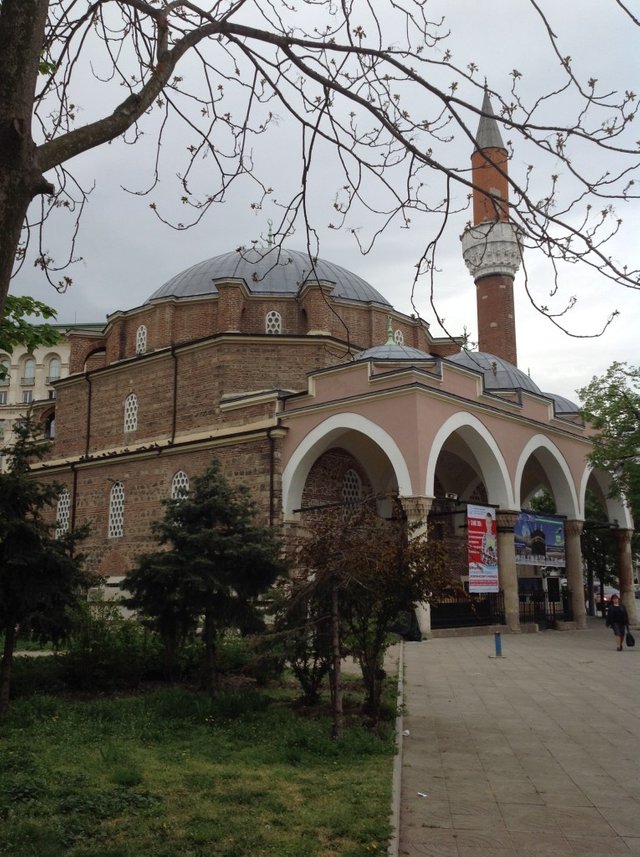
[514,435,579,517]
[426,412,513,508]
[282,413,412,517]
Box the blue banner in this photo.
[514,512,565,567]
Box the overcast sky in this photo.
[11,0,639,402]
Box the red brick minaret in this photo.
[461,91,521,365]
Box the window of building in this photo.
[46,414,56,439]
[22,390,33,404]
[0,392,6,405]
[394,329,404,345]
[56,489,70,538]
[48,357,61,383]
[265,310,282,335]
[342,468,362,507]
[0,357,9,385]
[22,357,36,386]
[124,393,138,432]
[171,470,190,500]
[108,482,125,538]
[135,325,147,355]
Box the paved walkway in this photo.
[398,619,640,856]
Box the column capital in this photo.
[400,495,433,525]
[565,519,584,538]
[496,510,519,532]
[614,527,634,546]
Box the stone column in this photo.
[565,520,587,629]
[400,496,433,639]
[496,510,520,632]
[615,528,638,627]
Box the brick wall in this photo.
[476,274,517,365]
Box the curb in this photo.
[387,639,404,857]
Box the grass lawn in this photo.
[0,682,395,857]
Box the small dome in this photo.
[449,351,541,394]
[353,343,434,362]
[543,392,580,415]
[147,246,391,306]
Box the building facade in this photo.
[32,97,637,631]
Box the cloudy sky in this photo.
[11,0,639,402]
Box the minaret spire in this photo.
[460,91,521,366]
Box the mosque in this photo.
[35,94,637,634]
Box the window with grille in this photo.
[342,468,362,507]
[124,393,138,432]
[136,325,147,355]
[394,329,404,345]
[265,310,282,334]
[171,470,190,500]
[56,489,70,538]
[108,482,125,538]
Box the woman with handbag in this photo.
[605,595,630,651]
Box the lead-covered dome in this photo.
[448,350,541,394]
[353,343,435,362]
[146,247,391,306]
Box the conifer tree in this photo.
[126,459,286,693]
[0,413,90,715]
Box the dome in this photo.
[353,343,434,362]
[146,246,391,306]
[543,392,580,415]
[448,351,542,394]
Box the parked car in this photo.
[595,586,619,612]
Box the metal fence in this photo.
[430,591,506,629]
[519,590,573,629]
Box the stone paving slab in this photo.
[398,619,639,857]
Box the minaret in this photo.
[461,91,521,365]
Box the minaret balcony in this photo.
[461,221,522,280]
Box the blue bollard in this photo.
[494,631,502,657]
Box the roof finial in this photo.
[386,316,395,345]
[267,219,273,247]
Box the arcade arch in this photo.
[515,436,579,518]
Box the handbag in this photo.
[626,630,635,647]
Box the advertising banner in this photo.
[514,512,566,567]
[467,504,499,592]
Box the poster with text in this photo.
[467,504,499,592]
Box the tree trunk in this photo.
[203,609,218,697]
[0,621,17,717]
[0,0,54,313]
[330,579,343,739]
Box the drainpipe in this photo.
[268,428,276,526]
[84,374,92,457]
[171,344,178,444]
[70,461,78,533]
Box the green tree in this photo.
[126,458,286,694]
[0,2,637,329]
[578,362,640,525]
[0,413,90,715]
[0,295,61,381]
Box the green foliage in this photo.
[528,488,557,514]
[126,458,287,692]
[0,296,60,376]
[579,361,640,523]
[0,414,91,715]
[61,603,164,692]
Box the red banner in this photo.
[467,504,499,593]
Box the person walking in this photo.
[605,594,629,651]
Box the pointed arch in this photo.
[426,412,513,508]
[514,435,579,517]
[579,464,634,528]
[282,413,412,516]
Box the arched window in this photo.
[265,310,282,335]
[48,356,61,382]
[22,357,36,385]
[0,356,10,384]
[124,393,138,432]
[46,413,56,439]
[136,325,147,355]
[394,329,404,345]
[108,482,125,538]
[56,489,70,538]
[342,468,362,507]
[171,470,190,500]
